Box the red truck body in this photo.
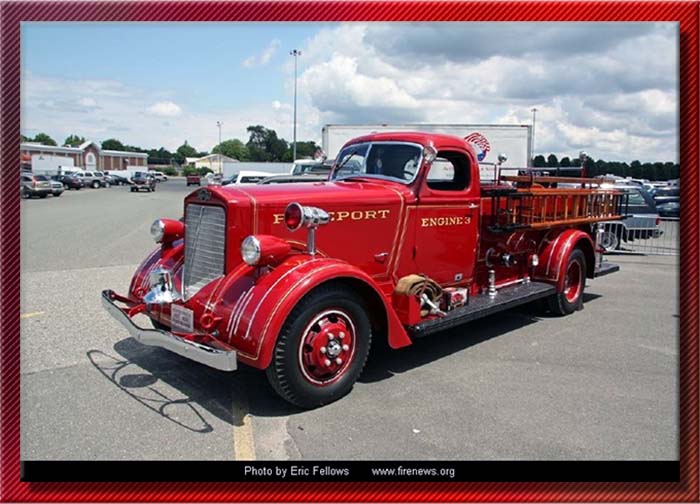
[103,132,622,407]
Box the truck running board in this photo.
[408,281,556,338]
[594,261,619,278]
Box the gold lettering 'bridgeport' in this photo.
[273,209,390,225]
[421,215,472,227]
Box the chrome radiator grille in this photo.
[183,204,226,299]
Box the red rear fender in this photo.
[534,229,595,290]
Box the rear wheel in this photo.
[266,285,372,409]
[548,248,586,316]
[92,180,100,189]
[39,194,47,198]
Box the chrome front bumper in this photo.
[101,289,237,372]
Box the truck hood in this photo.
[186,180,412,279]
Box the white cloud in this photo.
[146,101,182,117]
[242,39,280,68]
[296,22,678,162]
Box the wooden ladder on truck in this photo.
[485,175,625,232]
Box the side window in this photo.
[241,176,264,183]
[426,151,470,191]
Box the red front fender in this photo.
[225,256,411,370]
[534,229,595,290]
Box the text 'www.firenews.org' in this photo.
[371,466,456,478]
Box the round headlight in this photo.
[241,236,262,266]
[150,220,165,243]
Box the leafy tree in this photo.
[286,140,320,161]
[176,141,198,158]
[64,134,85,147]
[533,155,546,168]
[246,125,288,162]
[213,139,250,161]
[21,134,31,143]
[102,138,126,151]
[559,156,571,167]
[33,133,57,146]
[146,147,173,165]
[546,154,559,168]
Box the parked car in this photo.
[186,174,201,186]
[109,174,132,186]
[130,173,156,192]
[73,171,107,189]
[49,179,65,197]
[52,174,84,190]
[600,185,662,251]
[257,174,328,185]
[222,170,274,186]
[653,186,680,206]
[657,200,680,218]
[151,171,168,182]
[20,174,52,198]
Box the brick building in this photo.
[20,141,147,171]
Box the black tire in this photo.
[105,182,111,188]
[130,187,136,192]
[151,185,155,192]
[53,192,62,197]
[92,180,100,189]
[76,187,81,191]
[548,248,586,316]
[21,188,30,199]
[266,285,372,409]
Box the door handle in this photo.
[467,203,479,210]
[374,252,389,263]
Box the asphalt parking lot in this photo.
[20,180,678,461]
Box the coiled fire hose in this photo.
[395,274,445,317]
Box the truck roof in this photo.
[344,131,475,152]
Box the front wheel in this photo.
[266,285,372,409]
[92,180,100,189]
[548,248,586,316]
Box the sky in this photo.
[21,22,678,162]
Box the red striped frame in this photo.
[1,2,697,502]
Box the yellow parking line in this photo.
[20,311,44,319]
[232,393,256,461]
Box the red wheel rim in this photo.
[564,259,583,303]
[298,309,356,386]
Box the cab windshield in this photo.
[331,142,422,184]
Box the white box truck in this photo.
[321,124,533,169]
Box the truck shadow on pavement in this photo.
[87,296,602,428]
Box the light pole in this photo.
[290,49,301,162]
[216,120,222,174]
[531,107,538,167]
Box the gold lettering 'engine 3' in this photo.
[421,216,472,227]
[273,209,390,224]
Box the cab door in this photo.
[412,150,480,286]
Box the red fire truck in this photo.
[102,132,622,408]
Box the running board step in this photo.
[594,261,619,278]
[408,281,556,338]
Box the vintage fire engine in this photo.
[102,132,622,408]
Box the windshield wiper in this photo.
[331,151,360,179]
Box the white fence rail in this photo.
[601,218,679,256]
